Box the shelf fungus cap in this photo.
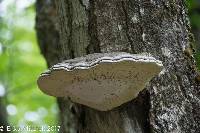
[37,52,163,111]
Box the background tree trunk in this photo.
[192,28,200,52]
[0,99,8,132]
[35,0,200,133]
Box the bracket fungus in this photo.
[37,52,163,111]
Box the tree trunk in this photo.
[35,0,200,133]
[192,28,200,52]
[0,98,8,132]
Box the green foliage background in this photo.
[0,0,58,132]
[0,0,199,133]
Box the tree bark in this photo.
[35,0,200,133]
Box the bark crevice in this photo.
[121,1,136,54]
[87,0,101,54]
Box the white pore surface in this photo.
[37,52,163,111]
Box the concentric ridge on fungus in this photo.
[40,52,162,76]
[37,52,163,111]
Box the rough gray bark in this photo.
[35,0,200,133]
